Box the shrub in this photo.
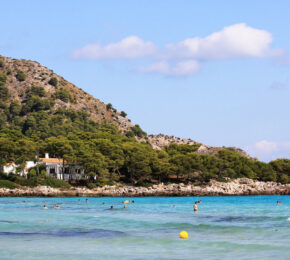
[0,59,3,68]
[120,111,127,117]
[16,70,26,81]
[106,103,112,110]
[21,96,54,115]
[40,169,47,177]
[14,176,37,187]
[27,168,37,178]
[0,180,17,189]
[28,86,46,97]
[125,130,135,138]
[130,124,147,138]
[48,77,58,87]
[0,85,9,100]
[95,177,113,187]
[39,176,71,189]
[54,88,72,102]
[87,183,98,189]
[9,101,21,115]
[0,73,7,85]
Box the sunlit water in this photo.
[0,196,289,260]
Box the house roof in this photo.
[39,158,66,164]
[168,174,178,179]
[5,162,16,166]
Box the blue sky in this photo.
[1,0,290,161]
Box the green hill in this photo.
[0,55,289,188]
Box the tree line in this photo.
[0,83,288,187]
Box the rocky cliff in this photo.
[147,134,255,159]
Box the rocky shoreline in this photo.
[0,178,289,197]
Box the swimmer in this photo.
[53,204,57,209]
[124,205,126,208]
[194,202,198,212]
[110,205,114,210]
[56,204,60,209]
[132,200,135,203]
[43,205,48,210]
[173,205,176,208]
[198,200,202,204]
[277,201,282,205]
[78,199,80,203]
[102,202,105,205]
[86,199,88,203]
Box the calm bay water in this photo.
[0,196,289,260]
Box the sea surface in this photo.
[0,196,289,260]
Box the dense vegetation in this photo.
[0,172,70,189]
[0,68,289,188]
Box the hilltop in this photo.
[0,54,289,188]
[0,55,133,129]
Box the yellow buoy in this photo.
[179,231,188,239]
[124,200,129,204]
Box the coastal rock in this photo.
[0,178,289,197]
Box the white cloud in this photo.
[71,23,282,76]
[141,60,200,76]
[254,140,279,153]
[246,140,290,162]
[166,23,281,60]
[71,36,156,59]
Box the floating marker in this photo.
[179,231,188,239]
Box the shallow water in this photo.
[0,196,289,260]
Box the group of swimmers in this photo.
[43,204,60,210]
[40,199,287,211]
[42,198,136,210]
[42,198,287,211]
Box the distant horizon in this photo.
[1,0,289,162]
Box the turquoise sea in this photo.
[0,196,289,260]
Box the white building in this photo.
[0,161,37,177]
[0,153,84,181]
[0,162,17,175]
[39,153,84,181]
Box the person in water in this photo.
[194,202,198,212]
[43,205,48,210]
[86,199,88,203]
[56,204,60,209]
[277,201,282,205]
[110,205,114,209]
